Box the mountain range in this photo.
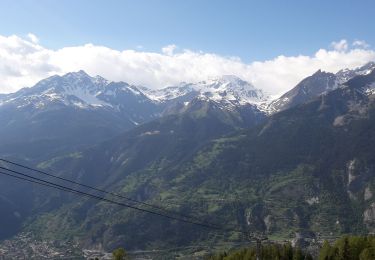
[0,70,269,162]
[0,62,375,255]
[2,61,373,162]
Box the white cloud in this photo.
[27,33,39,44]
[331,39,348,52]
[161,44,177,56]
[0,34,374,96]
[353,40,370,49]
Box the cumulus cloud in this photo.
[353,40,370,49]
[27,33,39,44]
[0,34,374,96]
[162,44,177,56]
[331,39,348,52]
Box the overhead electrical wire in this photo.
[3,157,332,257]
[0,167,223,231]
[0,158,219,228]
[0,162,250,236]
[0,170,87,197]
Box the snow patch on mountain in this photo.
[140,75,271,112]
[140,83,195,102]
[1,71,116,109]
[365,86,375,95]
[6,62,374,117]
[195,75,267,105]
[336,62,375,84]
[61,85,110,107]
[268,62,375,113]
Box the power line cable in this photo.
[0,158,219,228]
[0,170,85,196]
[0,159,271,239]
[0,167,243,234]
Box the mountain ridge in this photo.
[0,71,269,161]
[268,61,375,113]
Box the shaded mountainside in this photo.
[0,94,266,243]
[22,70,375,250]
[34,96,266,196]
[0,71,268,246]
[269,69,337,112]
[0,105,132,161]
[269,62,375,113]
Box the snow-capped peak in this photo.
[205,75,249,85]
[1,71,132,109]
[65,69,90,78]
[336,61,375,84]
[140,75,268,109]
[268,61,375,114]
[140,83,196,102]
[93,75,109,86]
[0,70,161,113]
[193,75,267,106]
[40,70,111,107]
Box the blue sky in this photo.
[1,0,374,62]
[0,0,375,94]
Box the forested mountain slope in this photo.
[22,69,375,250]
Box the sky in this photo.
[0,0,375,95]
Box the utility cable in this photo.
[0,158,218,228]
[0,167,243,234]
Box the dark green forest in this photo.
[207,236,375,260]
